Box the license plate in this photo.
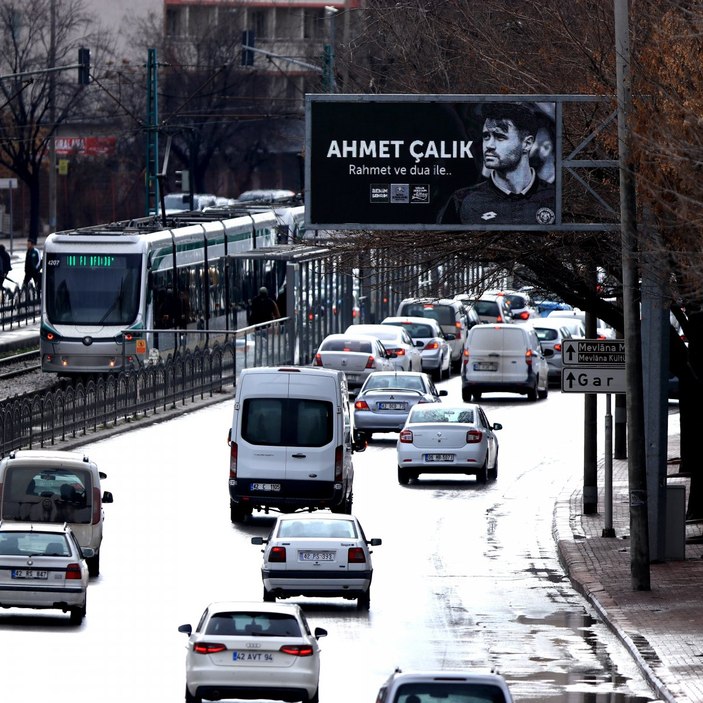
[250,483,281,492]
[378,402,405,410]
[474,362,497,371]
[12,569,48,579]
[425,454,455,462]
[299,551,335,561]
[346,373,360,381]
[232,651,275,663]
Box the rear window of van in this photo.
[242,398,333,447]
[400,303,455,327]
[1,467,93,524]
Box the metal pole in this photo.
[614,0,650,589]
[603,394,615,537]
[48,0,57,235]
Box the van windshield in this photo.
[242,398,334,447]
[1,467,93,524]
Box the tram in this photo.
[40,205,302,374]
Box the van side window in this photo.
[242,398,333,447]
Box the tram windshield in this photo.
[45,252,142,326]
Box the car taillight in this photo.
[313,353,323,366]
[92,487,101,525]
[335,445,343,480]
[463,348,470,366]
[66,563,83,580]
[399,429,413,443]
[194,642,227,654]
[365,355,375,369]
[354,400,370,411]
[280,644,314,657]
[348,547,366,563]
[392,348,405,356]
[554,343,561,352]
[455,321,462,329]
[425,341,439,350]
[516,311,530,320]
[496,314,504,322]
[230,442,238,478]
[269,546,286,562]
[525,348,533,367]
[466,429,483,444]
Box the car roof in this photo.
[204,600,304,615]
[383,316,442,329]
[366,370,426,378]
[275,512,356,523]
[0,521,72,534]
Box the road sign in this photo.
[562,339,625,367]
[0,178,17,189]
[561,367,626,393]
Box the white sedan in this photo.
[251,512,382,610]
[344,323,422,372]
[178,601,327,703]
[396,404,502,485]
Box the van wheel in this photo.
[87,553,100,578]
[230,502,249,524]
[397,467,411,485]
[263,588,276,603]
[472,392,482,401]
[462,387,472,402]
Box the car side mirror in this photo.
[99,471,107,479]
[81,547,95,559]
[492,422,503,431]
[251,536,266,545]
[314,627,328,639]
[102,491,114,503]
[368,538,382,546]
[445,333,456,341]
[415,340,424,347]
[439,390,448,396]
[178,624,192,635]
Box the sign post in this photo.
[561,338,626,537]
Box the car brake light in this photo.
[280,644,314,657]
[92,487,101,525]
[348,547,366,563]
[335,445,343,480]
[269,546,286,562]
[365,355,375,369]
[496,314,504,322]
[525,348,533,367]
[354,400,370,411]
[554,343,561,352]
[194,642,227,654]
[392,348,405,356]
[66,563,83,580]
[516,311,530,320]
[466,429,483,443]
[313,353,323,366]
[230,442,238,477]
[399,429,413,443]
[455,321,461,329]
[425,341,439,350]
[463,348,470,365]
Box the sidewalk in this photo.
[554,428,703,703]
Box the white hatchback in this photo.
[178,601,327,703]
[252,512,382,610]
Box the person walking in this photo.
[248,286,280,326]
[23,239,42,291]
[0,243,11,287]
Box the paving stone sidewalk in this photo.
[554,431,703,703]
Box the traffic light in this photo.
[175,170,190,192]
[78,47,90,85]
[242,30,255,66]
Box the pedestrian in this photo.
[0,243,11,286]
[248,286,280,326]
[23,239,42,291]
[437,102,556,226]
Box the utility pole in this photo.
[614,0,650,590]
[48,0,57,237]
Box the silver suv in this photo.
[375,668,514,703]
[395,298,469,372]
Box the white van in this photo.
[0,449,114,576]
[227,366,364,523]
[462,324,549,402]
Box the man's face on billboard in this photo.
[482,117,533,172]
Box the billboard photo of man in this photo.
[437,102,556,226]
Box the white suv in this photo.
[375,668,514,703]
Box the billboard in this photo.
[305,94,560,231]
